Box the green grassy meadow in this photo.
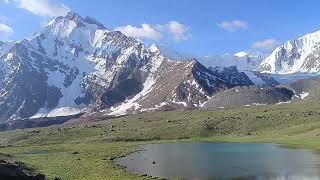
[1,102,320,179]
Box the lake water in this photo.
[115,142,320,180]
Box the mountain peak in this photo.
[65,11,83,21]
[83,16,106,29]
[148,43,160,53]
[64,11,106,29]
[46,11,107,30]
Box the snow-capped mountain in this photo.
[234,50,265,69]
[259,30,320,74]
[0,12,239,122]
[0,41,15,57]
[201,50,265,71]
[147,44,266,71]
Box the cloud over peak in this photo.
[115,24,162,41]
[115,21,191,42]
[0,23,14,35]
[168,21,191,41]
[217,20,248,32]
[252,38,279,51]
[5,0,70,17]
[0,15,13,38]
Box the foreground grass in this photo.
[0,102,320,179]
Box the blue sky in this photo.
[1,0,320,56]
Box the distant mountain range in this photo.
[200,51,266,71]
[155,30,320,75]
[150,43,266,71]
[1,11,320,126]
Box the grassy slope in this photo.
[0,102,320,179]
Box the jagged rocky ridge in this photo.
[208,66,254,86]
[0,12,255,122]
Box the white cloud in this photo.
[0,15,13,38]
[115,24,162,41]
[167,21,191,41]
[5,0,70,17]
[115,21,191,42]
[217,20,248,32]
[252,38,279,50]
[0,23,14,35]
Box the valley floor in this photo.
[0,102,320,179]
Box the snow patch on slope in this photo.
[299,92,309,99]
[30,107,85,119]
[108,77,156,116]
[108,56,165,116]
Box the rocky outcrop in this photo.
[203,86,294,108]
[0,159,46,180]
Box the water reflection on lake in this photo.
[115,142,320,180]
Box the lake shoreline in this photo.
[115,139,320,179]
[113,136,320,179]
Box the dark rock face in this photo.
[278,43,301,68]
[0,160,45,180]
[0,43,74,122]
[301,45,320,71]
[208,66,253,87]
[0,44,47,121]
[252,71,280,86]
[0,113,83,131]
[203,86,294,108]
